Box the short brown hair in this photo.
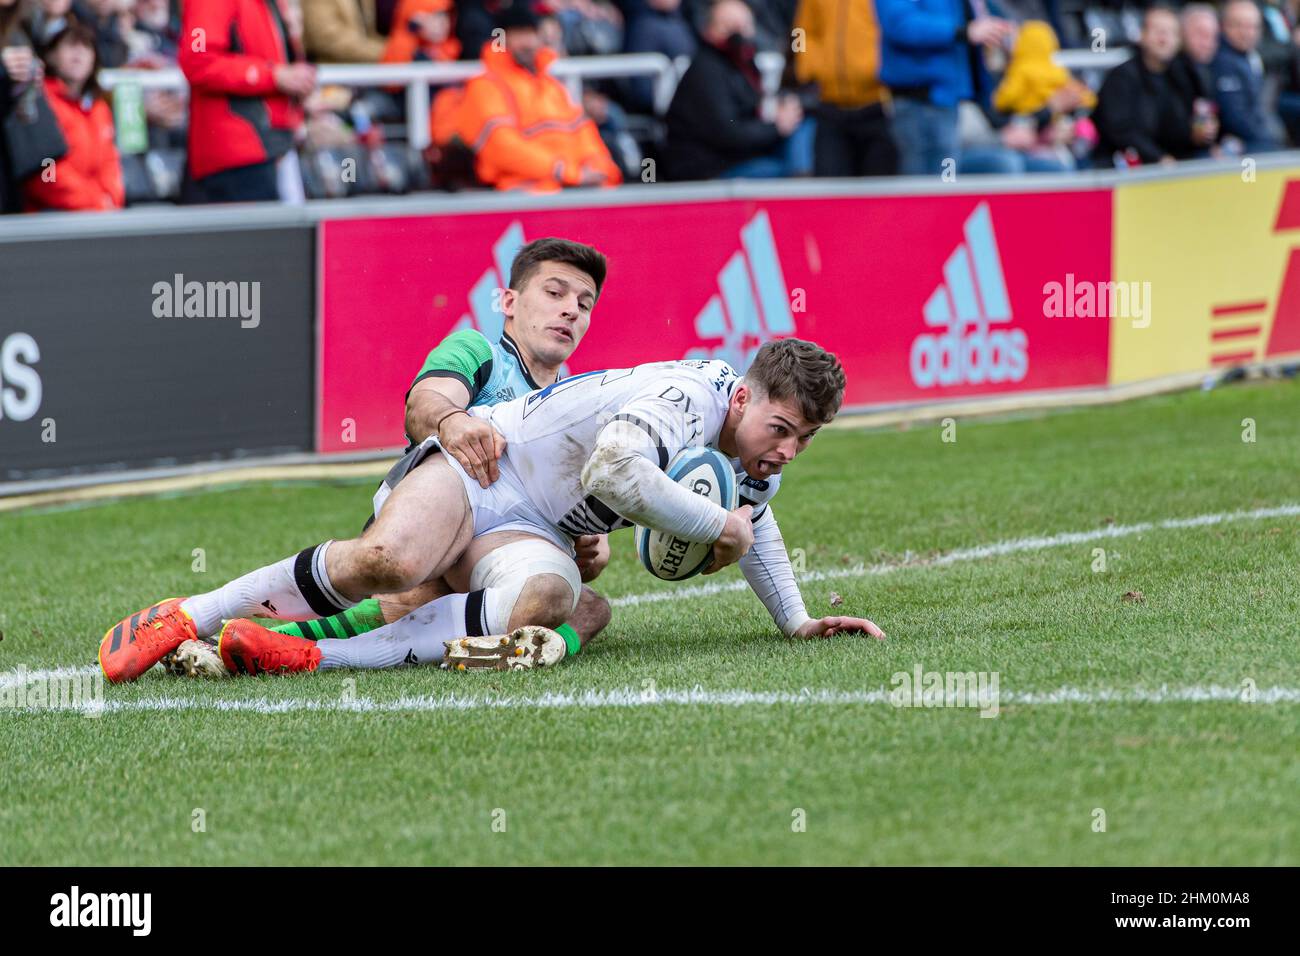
[508,238,607,298]
[745,338,846,424]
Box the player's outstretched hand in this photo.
[440,413,507,488]
[793,616,886,640]
[703,504,754,575]
[575,534,610,582]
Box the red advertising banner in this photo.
[318,190,1112,452]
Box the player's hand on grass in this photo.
[793,616,886,640]
[575,534,610,582]
[439,412,507,488]
[704,504,754,575]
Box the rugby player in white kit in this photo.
[98,338,884,681]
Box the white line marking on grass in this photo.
[610,503,1300,607]
[3,684,1297,715]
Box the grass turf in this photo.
[1,378,1297,865]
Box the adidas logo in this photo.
[910,203,1028,388]
[685,211,796,370]
[404,648,419,665]
[453,221,527,343]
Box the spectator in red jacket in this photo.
[178,0,314,203]
[23,19,123,211]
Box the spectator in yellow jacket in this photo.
[792,0,897,175]
[303,0,385,62]
[993,20,1096,116]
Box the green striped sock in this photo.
[271,599,386,641]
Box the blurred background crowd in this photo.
[2,0,1299,211]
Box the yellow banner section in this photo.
[1111,167,1300,384]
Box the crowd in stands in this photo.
[2,0,1300,211]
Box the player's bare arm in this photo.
[407,376,507,489]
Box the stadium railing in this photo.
[752,48,1131,94]
[100,54,681,150]
[100,49,1130,149]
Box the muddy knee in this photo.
[347,542,428,596]
[508,574,580,631]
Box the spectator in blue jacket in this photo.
[876,0,1015,175]
[1213,0,1281,151]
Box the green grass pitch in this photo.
[1,378,1297,865]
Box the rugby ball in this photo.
[635,447,738,581]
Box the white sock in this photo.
[318,589,500,669]
[182,541,355,638]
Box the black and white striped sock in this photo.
[181,541,355,638]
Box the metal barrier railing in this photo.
[753,47,1131,94]
[102,48,1129,149]
[1056,48,1133,70]
[100,53,679,150]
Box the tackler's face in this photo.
[504,262,596,368]
[730,385,822,480]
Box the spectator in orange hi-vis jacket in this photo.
[382,0,461,63]
[24,20,123,211]
[449,1,622,191]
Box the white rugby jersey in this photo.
[470,359,782,537]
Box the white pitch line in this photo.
[610,502,1300,607]
[2,684,1297,715]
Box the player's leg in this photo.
[273,580,451,641]
[569,585,612,648]
[99,453,474,683]
[309,531,580,670]
[277,552,611,652]
[167,579,458,678]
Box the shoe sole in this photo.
[161,639,229,678]
[441,626,566,672]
